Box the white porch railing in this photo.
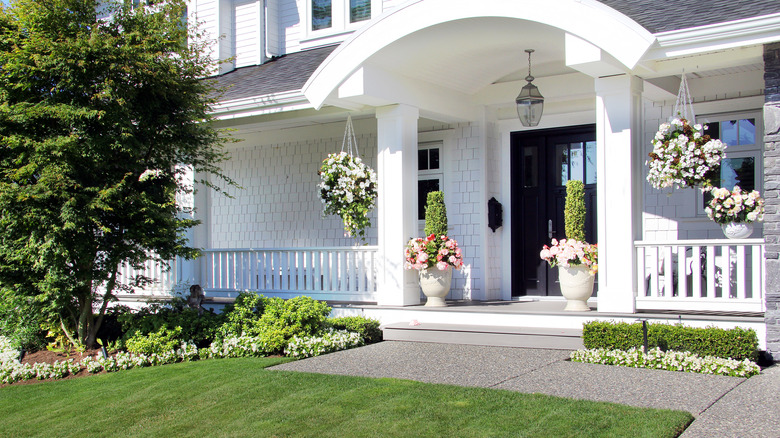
[635,239,765,313]
[201,247,378,302]
[116,257,180,295]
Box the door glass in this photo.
[739,119,756,145]
[555,143,568,186]
[570,142,584,182]
[524,147,538,187]
[585,141,597,184]
[720,157,756,191]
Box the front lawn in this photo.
[0,357,692,437]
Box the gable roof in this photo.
[599,0,780,33]
[210,45,337,102]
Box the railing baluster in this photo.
[752,244,762,301]
[691,246,701,299]
[677,245,687,298]
[736,245,746,300]
[706,245,715,298]
[721,245,731,299]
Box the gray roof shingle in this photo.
[210,45,336,102]
[599,0,780,33]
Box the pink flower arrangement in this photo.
[540,238,598,275]
[404,234,464,271]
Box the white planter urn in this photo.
[419,267,453,307]
[558,265,595,311]
[721,222,753,239]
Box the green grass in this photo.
[0,357,693,437]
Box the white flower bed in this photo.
[0,331,365,385]
[570,347,760,378]
[285,329,363,359]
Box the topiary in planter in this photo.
[424,191,448,237]
[564,180,586,241]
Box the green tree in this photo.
[0,0,234,349]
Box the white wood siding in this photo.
[233,0,263,67]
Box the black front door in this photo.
[510,125,597,297]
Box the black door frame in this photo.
[510,124,597,297]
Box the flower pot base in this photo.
[562,299,591,312]
[424,296,447,307]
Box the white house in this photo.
[122,0,780,357]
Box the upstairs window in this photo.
[312,0,332,31]
[350,0,371,23]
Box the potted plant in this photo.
[404,191,463,306]
[704,186,765,239]
[646,118,726,190]
[540,180,598,311]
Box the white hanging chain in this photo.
[673,72,696,123]
[340,114,360,158]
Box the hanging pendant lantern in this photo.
[516,49,544,127]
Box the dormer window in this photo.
[307,0,380,43]
[350,0,371,23]
[312,0,332,31]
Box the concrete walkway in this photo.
[270,341,779,437]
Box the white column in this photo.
[595,75,642,313]
[376,104,420,306]
[178,167,211,288]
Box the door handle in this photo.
[548,219,553,240]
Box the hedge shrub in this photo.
[582,321,758,361]
[328,316,382,344]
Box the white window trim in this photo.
[418,141,444,224]
[301,0,382,49]
[695,110,763,217]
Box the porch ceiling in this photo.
[333,17,588,123]
[366,18,573,96]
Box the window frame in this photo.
[696,111,763,216]
[418,141,444,222]
[304,0,382,47]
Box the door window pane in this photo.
[555,143,568,186]
[585,141,597,184]
[570,142,584,182]
[350,0,371,23]
[312,0,332,30]
[523,147,538,188]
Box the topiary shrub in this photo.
[582,320,758,361]
[424,191,448,237]
[564,180,586,241]
[328,316,382,344]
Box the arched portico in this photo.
[304,0,654,309]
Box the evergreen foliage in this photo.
[0,0,235,349]
[424,191,448,237]
[564,180,586,241]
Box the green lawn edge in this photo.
[0,357,693,438]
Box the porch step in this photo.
[381,322,583,350]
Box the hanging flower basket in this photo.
[318,151,377,240]
[646,118,726,189]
